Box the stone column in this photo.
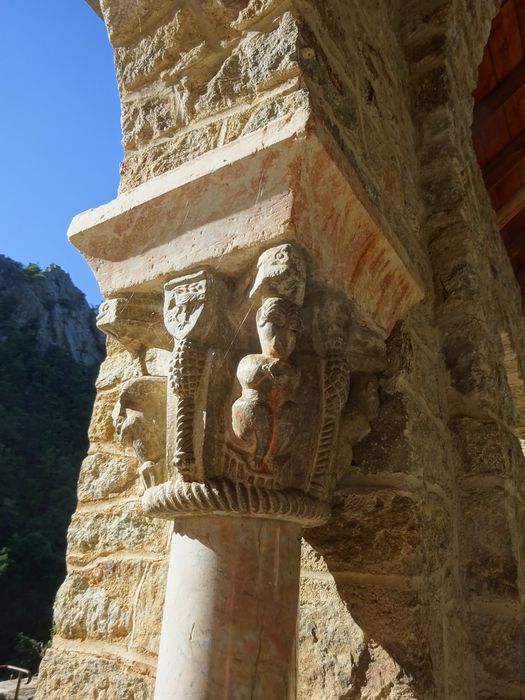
[67,101,423,698]
[141,246,332,699]
[154,517,301,700]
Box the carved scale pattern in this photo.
[169,338,206,472]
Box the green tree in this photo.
[0,327,100,669]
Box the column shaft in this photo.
[154,516,301,700]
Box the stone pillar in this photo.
[59,24,423,693]
[139,245,335,698]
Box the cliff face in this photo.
[0,255,104,671]
[0,256,104,366]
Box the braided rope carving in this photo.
[142,478,330,527]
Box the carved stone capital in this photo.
[118,242,380,527]
[106,243,390,526]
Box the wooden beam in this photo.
[474,59,525,125]
[496,185,525,227]
[482,130,525,189]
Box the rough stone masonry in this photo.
[36,1,525,698]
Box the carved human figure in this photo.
[232,297,301,478]
[112,377,166,490]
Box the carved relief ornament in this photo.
[103,243,383,528]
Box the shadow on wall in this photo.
[298,322,437,698]
[302,516,434,699]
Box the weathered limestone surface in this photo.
[36,1,525,699]
[155,517,302,699]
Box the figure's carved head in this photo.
[96,295,170,353]
[250,243,306,306]
[96,298,123,342]
[112,377,166,465]
[256,297,302,359]
[164,271,210,340]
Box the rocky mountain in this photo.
[0,255,104,671]
[0,256,104,366]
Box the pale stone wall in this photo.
[398,2,525,696]
[36,1,525,698]
[36,338,171,698]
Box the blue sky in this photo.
[0,1,122,306]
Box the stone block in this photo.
[386,321,446,417]
[412,64,451,114]
[441,318,497,398]
[129,559,168,656]
[53,558,167,655]
[420,493,454,574]
[346,389,411,476]
[195,13,299,117]
[306,488,423,576]
[459,490,519,599]
[335,580,433,693]
[298,576,363,699]
[300,538,329,573]
[119,122,221,191]
[197,0,248,36]
[121,96,177,150]
[114,8,206,90]
[225,89,309,143]
[451,416,512,478]
[66,502,170,565]
[298,572,419,699]
[470,610,525,686]
[35,649,154,700]
[351,387,450,489]
[95,349,141,390]
[234,0,291,31]
[77,452,139,502]
[144,347,171,376]
[54,571,130,641]
[88,388,120,445]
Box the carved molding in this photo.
[142,478,330,527]
[69,111,424,336]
